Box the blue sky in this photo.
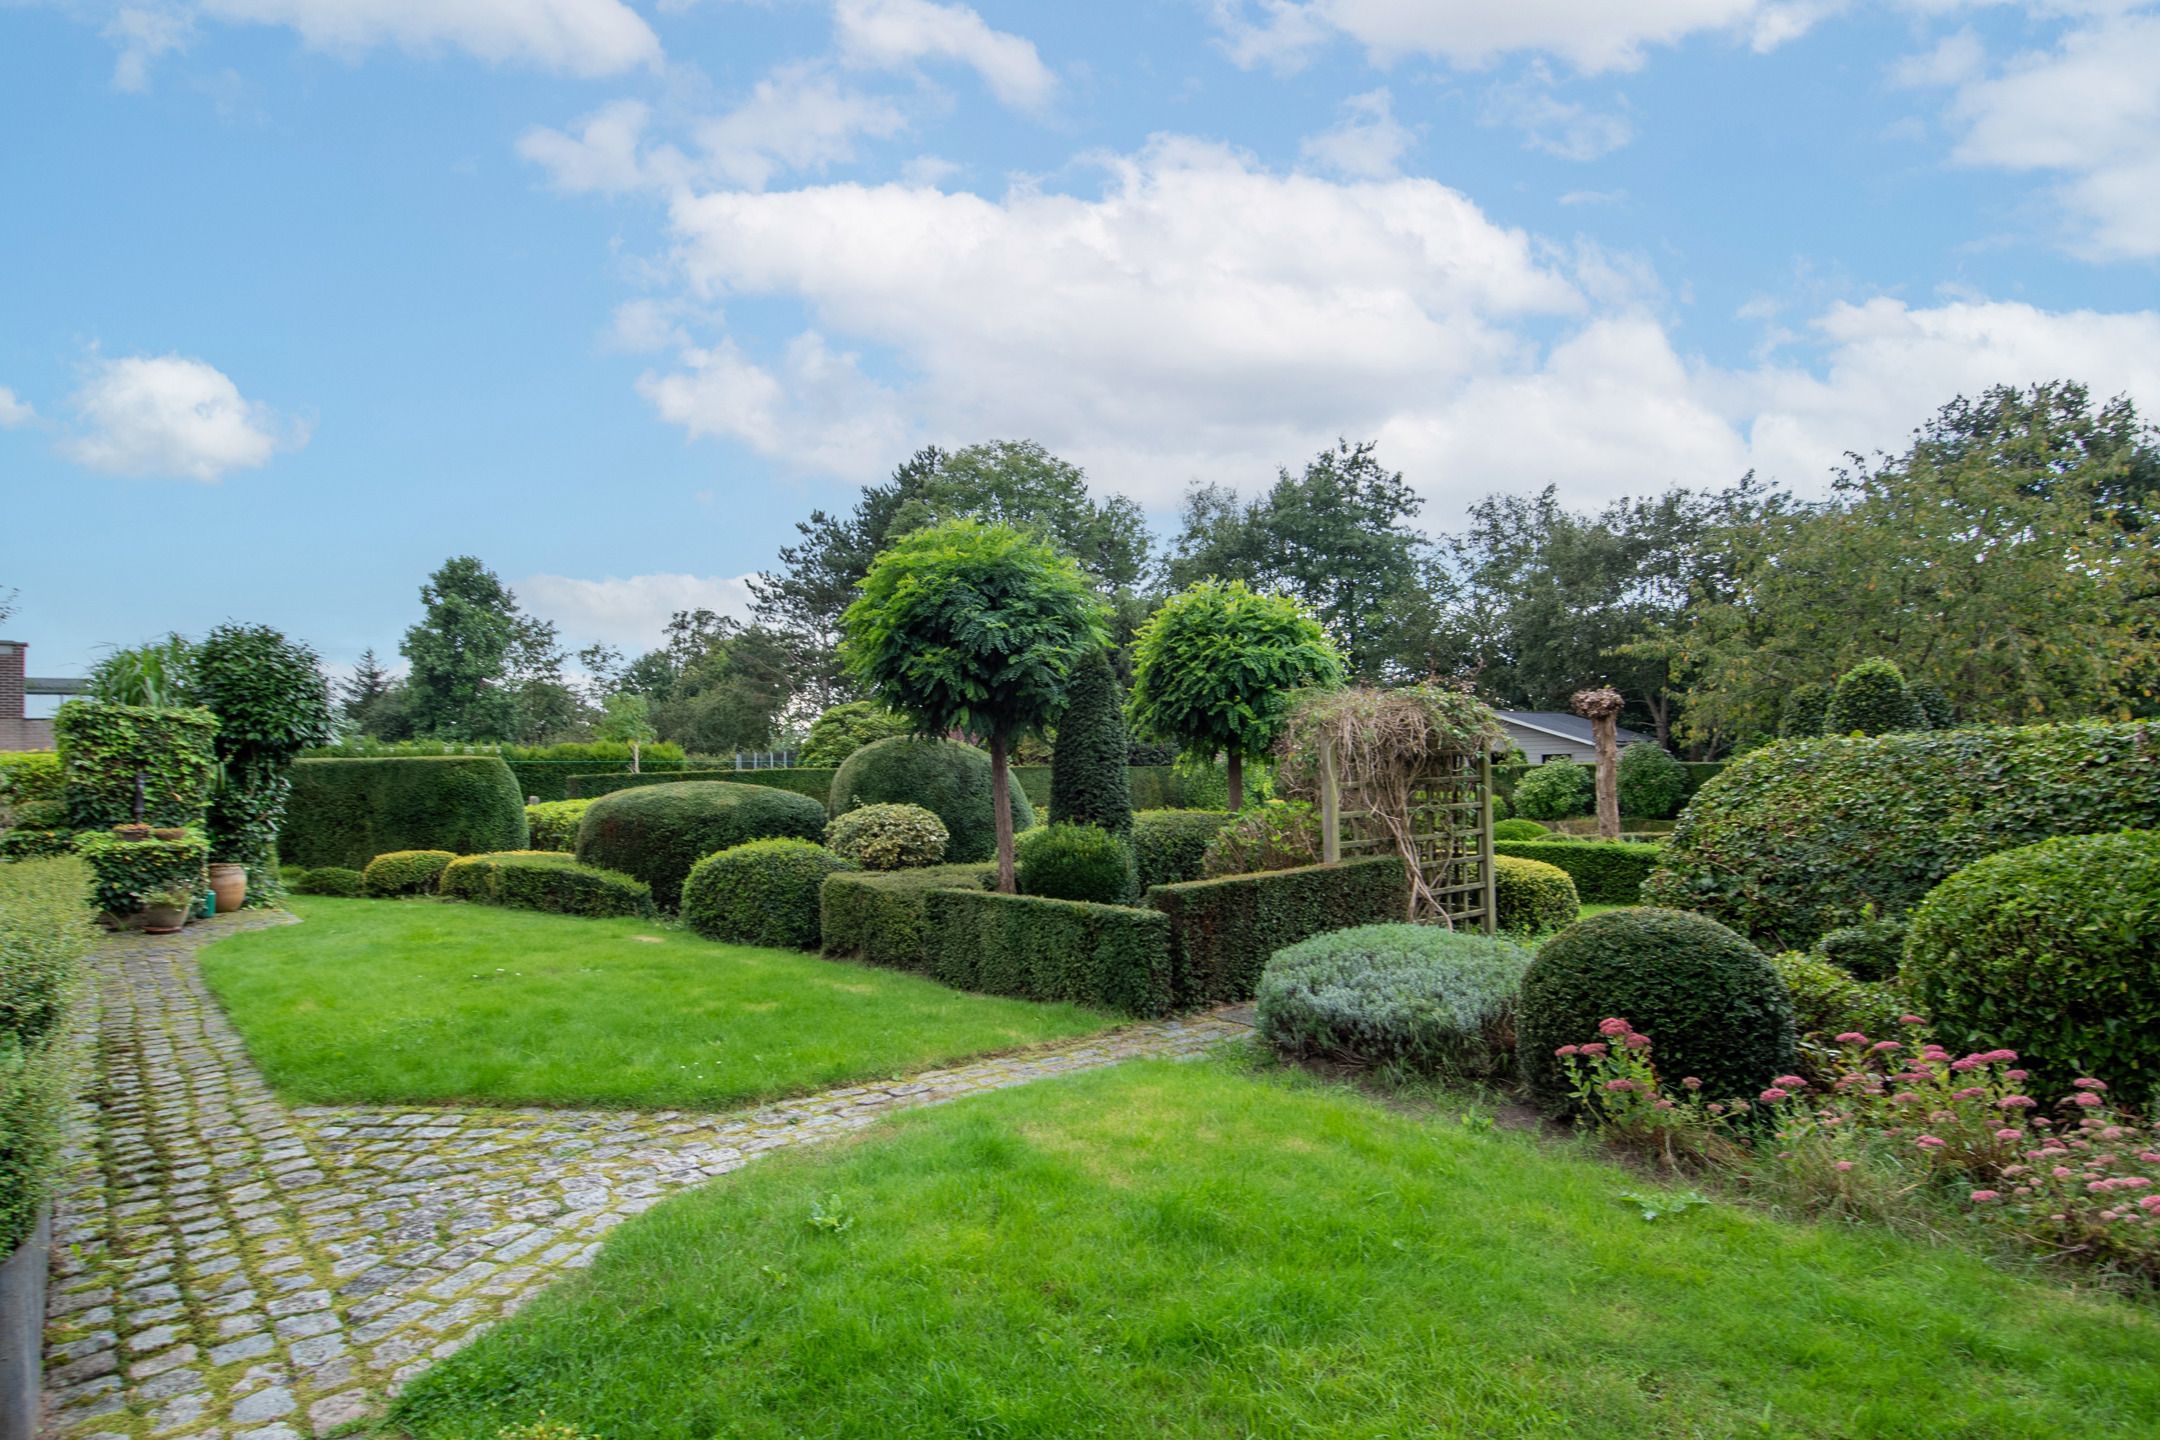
[3,0,2157,684]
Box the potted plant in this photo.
[112,822,152,842]
[207,862,247,913]
[152,826,189,841]
[139,888,194,934]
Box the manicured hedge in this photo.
[283,757,528,870]
[1,858,96,1257]
[77,831,208,918]
[1131,809,1231,889]
[923,888,1174,1015]
[569,768,835,803]
[1145,856,1408,1008]
[1257,924,1531,1077]
[1493,855,1579,934]
[1645,722,2160,947]
[440,851,657,919]
[1495,839,1663,905]
[820,863,997,970]
[576,781,829,910]
[525,799,592,852]
[829,739,1035,865]
[1518,908,1797,1111]
[55,701,219,829]
[1491,817,1549,842]
[289,865,365,897]
[0,828,76,862]
[0,751,63,812]
[1905,830,2160,1097]
[1016,823,1138,905]
[361,849,456,897]
[681,839,855,949]
[824,803,948,870]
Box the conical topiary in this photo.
[1049,648,1133,835]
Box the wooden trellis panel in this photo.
[1327,744,1496,932]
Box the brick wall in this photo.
[0,641,54,750]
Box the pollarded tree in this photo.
[1050,647,1132,835]
[841,518,1107,893]
[1127,580,1344,812]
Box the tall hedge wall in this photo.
[282,757,529,869]
[1146,856,1408,1008]
[55,701,219,829]
[1645,721,2160,947]
[924,889,1175,1015]
[1494,839,1663,905]
[564,762,1181,814]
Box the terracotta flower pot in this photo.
[112,824,151,842]
[141,905,187,934]
[152,828,188,841]
[208,864,247,914]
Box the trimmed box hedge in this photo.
[1645,721,2160,947]
[575,781,828,910]
[1145,856,1409,1008]
[1494,839,1663,905]
[55,701,219,830]
[569,768,835,803]
[283,757,528,870]
[820,864,997,971]
[922,888,1174,1015]
[564,762,1179,815]
[77,832,208,918]
[1131,809,1232,889]
[439,851,656,919]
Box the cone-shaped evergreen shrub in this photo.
[1049,649,1133,835]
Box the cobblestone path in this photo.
[41,915,1250,1440]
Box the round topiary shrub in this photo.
[1617,743,1687,820]
[361,849,456,897]
[1200,802,1321,878]
[1015,823,1139,906]
[576,781,829,910]
[828,738,1034,864]
[1257,924,1533,1078]
[1905,830,2160,1097]
[1493,855,1578,935]
[680,839,857,949]
[1517,907,1797,1110]
[1513,762,1591,821]
[525,799,593,853]
[1130,809,1231,889]
[825,803,949,871]
[1492,817,1549,842]
[1825,657,1927,737]
[292,866,365,897]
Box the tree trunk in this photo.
[1226,750,1244,813]
[630,739,641,775]
[990,732,1016,894]
[1594,714,1620,840]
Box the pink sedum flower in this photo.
[2074,1077,2108,1091]
[1970,1190,2001,1204]
[1834,1160,1855,1172]
[1835,1032,1868,1044]
[1555,1045,1580,1057]
[1915,1135,1946,1150]
[1760,1087,1792,1103]
[1598,1017,1632,1037]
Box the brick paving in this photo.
[41,914,1250,1439]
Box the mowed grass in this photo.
[393,1058,2160,1440]
[200,898,1112,1110]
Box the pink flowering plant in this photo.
[1557,1016,2160,1282]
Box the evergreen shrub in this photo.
[1130,809,1231,889]
[361,849,456,897]
[819,864,996,970]
[824,803,948,870]
[828,738,1034,864]
[283,757,527,869]
[1257,924,1532,1077]
[1825,657,1928,736]
[1617,743,1687,820]
[1513,761,1592,821]
[922,888,1173,1014]
[1496,839,1661,905]
[1016,823,1138,906]
[1146,855,1407,1007]
[1049,649,1133,834]
[681,840,855,949]
[439,851,655,919]
[1493,855,1579,934]
[575,781,827,910]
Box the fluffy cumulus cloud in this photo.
[1211,0,1834,74]
[0,387,34,428]
[194,0,660,76]
[515,571,757,651]
[64,354,303,481]
[833,0,1056,109]
[1926,9,2160,259]
[619,134,2160,511]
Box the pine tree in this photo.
[340,649,392,729]
[1050,648,1133,835]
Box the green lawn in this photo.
[392,1058,2160,1440]
[1578,902,1635,920]
[200,898,1112,1110]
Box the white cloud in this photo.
[520,68,909,195]
[1935,11,2160,258]
[0,387,34,428]
[607,133,2160,516]
[197,0,661,77]
[1479,69,1634,159]
[65,354,302,481]
[1211,0,1830,75]
[104,5,194,91]
[1299,88,1414,178]
[516,571,758,651]
[833,0,1056,109]
[1891,28,1984,88]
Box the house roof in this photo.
[1497,710,1659,749]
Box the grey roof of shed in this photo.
[1496,710,1659,749]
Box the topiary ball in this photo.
[1518,907,1796,1110]
[1617,743,1687,820]
[1257,923,1532,1078]
[576,781,828,910]
[1905,830,2160,1098]
[1825,657,1927,737]
[825,803,949,871]
[680,839,857,950]
[1513,762,1592,821]
[361,849,456,897]
[1493,855,1578,935]
[1492,817,1549,842]
[828,738,1034,864]
[1015,823,1139,906]
[293,866,365,897]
